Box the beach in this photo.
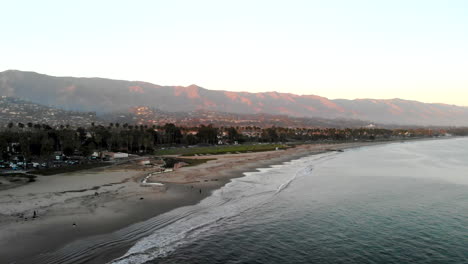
[0,141,387,263]
[148,137,468,264]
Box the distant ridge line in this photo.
[1,70,467,126]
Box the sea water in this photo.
[112,138,468,264]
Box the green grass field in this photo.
[162,157,216,168]
[154,144,289,156]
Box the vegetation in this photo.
[162,157,216,168]
[0,121,459,170]
[154,144,288,156]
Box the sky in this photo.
[1,0,467,105]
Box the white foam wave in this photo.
[111,152,336,264]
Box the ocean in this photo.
[109,138,468,264]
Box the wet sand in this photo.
[0,142,385,263]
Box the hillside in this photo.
[0,96,97,126]
[0,97,370,129]
[1,70,467,126]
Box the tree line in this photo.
[0,121,452,160]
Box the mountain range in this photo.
[1,70,466,126]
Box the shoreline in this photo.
[0,140,436,263]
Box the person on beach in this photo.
[33,211,37,218]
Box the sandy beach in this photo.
[0,142,384,263]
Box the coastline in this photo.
[0,140,416,263]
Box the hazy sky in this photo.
[1,0,467,105]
